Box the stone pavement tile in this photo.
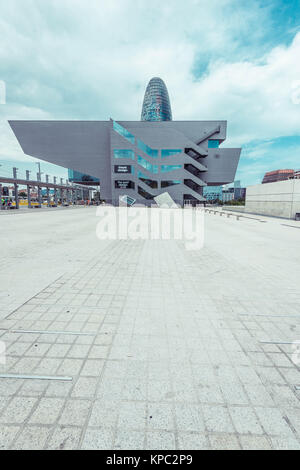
[97,378,124,401]
[75,335,96,345]
[12,426,50,450]
[67,344,91,359]
[45,380,73,398]
[248,353,273,367]
[227,351,252,366]
[270,437,300,450]
[81,428,114,450]
[59,399,91,426]
[209,433,241,450]
[94,333,115,346]
[0,426,20,449]
[88,399,119,428]
[71,377,98,398]
[33,358,63,375]
[56,335,77,345]
[240,435,272,450]
[192,365,216,384]
[235,366,263,385]
[229,406,264,435]
[255,366,287,385]
[0,378,23,397]
[147,381,173,403]
[88,345,109,359]
[148,403,175,431]
[25,343,52,357]
[57,358,84,376]
[245,384,275,406]
[268,384,300,408]
[146,431,176,450]
[278,367,300,384]
[46,344,71,358]
[46,426,82,450]
[0,396,10,413]
[220,383,249,405]
[122,379,147,401]
[29,398,65,424]
[117,401,147,430]
[172,380,198,403]
[255,407,295,437]
[0,397,38,424]
[114,430,145,450]
[282,408,300,437]
[7,342,31,356]
[197,384,224,404]
[177,433,210,450]
[202,405,235,433]
[80,359,105,377]
[102,360,127,380]
[175,404,205,433]
[10,357,41,373]
[215,365,240,385]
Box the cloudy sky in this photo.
[0,0,299,185]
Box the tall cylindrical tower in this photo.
[141,77,173,122]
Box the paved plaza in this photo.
[0,207,299,450]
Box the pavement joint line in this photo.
[0,373,73,381]
[260,341,295,345]
[239,313,300,318]
[4,329,96,336]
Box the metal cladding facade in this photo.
[141,77,172,122]
[9,119,241,206]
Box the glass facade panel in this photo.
[138,171,158,189]
[137,155,158,174]
[208,140,220,148]
[114,149,135,160]
[137,139,158,158]
[161,180,181,188]
[161,149,182,158]
[68,169,99,184]
[113,121,135,144]
[161,165,182,173]
[203,185,223,201]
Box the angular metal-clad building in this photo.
[9,78,241,206]
[141,77,172,122]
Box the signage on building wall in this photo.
[115,180,135,189]
[114,165,132,174]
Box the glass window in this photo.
[161,149,182,158]
[137,155,158,174]
[137,139,158,158]
[114,150,135,160]
[138,172,158,189]
[161,165,182,173]
[161,180,181,188]
[113,121,135,144]
[208,140,220,148]
[138,186,154,200]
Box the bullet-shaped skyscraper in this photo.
[141,77,172,122]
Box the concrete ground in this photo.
[0,207,299,450]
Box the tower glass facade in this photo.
[68,169,99,185]
[141,77,173,122]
